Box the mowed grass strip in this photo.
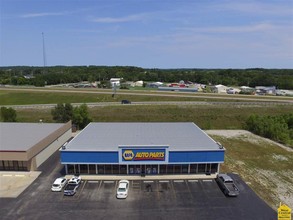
[1,88,292,105]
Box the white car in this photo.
[116,180,129,199]
[51,177,68,192]
[68,175,81,185]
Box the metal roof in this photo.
[63,122,222,152]
[0,122,66,151]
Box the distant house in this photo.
[255,86,276,95]
[146,82,164,88]
[110,78,122,87]
[276,90,293,96]
[240,86,255,94]
[134,80,143,87]
[226,88,241,94]
[212,84,228,93]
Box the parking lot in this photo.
[0,152,277,220]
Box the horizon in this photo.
[1,0,293,69]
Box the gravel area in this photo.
[205,130,293,208]
[205,130,293,152]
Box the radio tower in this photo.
[42,32,47,70]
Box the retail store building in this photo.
[60,122,225,175]
[0,121,72,171]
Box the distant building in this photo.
[110,78,122,87]
[212,84,228,93]
[255,86,276,95]
[134,80,143,87]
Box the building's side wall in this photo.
[0,152,27,161]
[34,129,72,169]
[27,121,72,160]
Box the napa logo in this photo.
[123,150,134,160]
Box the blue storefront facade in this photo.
[60,123,225,175]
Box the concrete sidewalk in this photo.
[0,171,41,198]
[65,173,217,181]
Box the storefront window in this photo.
[113,165,119,174]
[98,165,105,174]
[152,165,158,174]
[211,164,218,173]
[190,164,197,173]
[105,165,112,174]
[159,165,167,174]
[167,164,174,174]
[174,165,181,174]
[129,165,135,174]
[198,164,206,173]
[182,164,188,174]
[67,164,75,174]
[0,161,4,170]
[80,164,88,174]
[89,165,96,174]
[120,165,127,174]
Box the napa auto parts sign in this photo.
[119,147,168,164]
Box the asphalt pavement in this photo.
[0,151,277,220]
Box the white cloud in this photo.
[175,23,291,34]
[90,13,151,23]
[21,12,65,18]
[213,1,293,16]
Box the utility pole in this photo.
[42,32,47,73]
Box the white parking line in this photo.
[88,180,99,183]
[188,180,198,182]
[104,181,115,184]
[174,180,184,183]
[15,175,25,177]
[2,174,12,177]
[202,179,213,182]
[143,181,154,183]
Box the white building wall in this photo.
[35,129,72,168]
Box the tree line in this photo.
[1,104,92,129]
[245,114,293,147]
[0,66,293,89]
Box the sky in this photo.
[0,0,292,68]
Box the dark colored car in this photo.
[63,176,81,196]
[121,100,131,104]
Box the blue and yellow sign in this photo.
[122,149,166,162]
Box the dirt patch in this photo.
[206,130,293,152]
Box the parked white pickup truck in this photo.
[216,174,240,197]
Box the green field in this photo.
[15,104,293,130]
[1,87,293,210]
[1,88,293,129]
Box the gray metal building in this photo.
[0,121,72,171]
